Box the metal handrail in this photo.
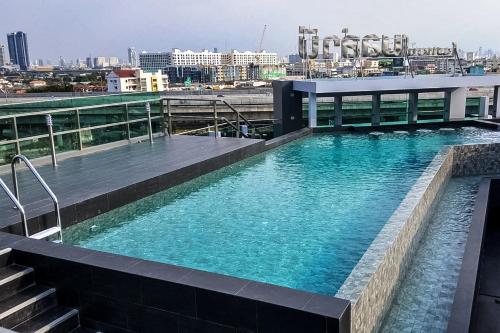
[0,98,165,164]
[11,155,62,240]
[221,100,259,132]
[0,97,162,121]
[0,177,27,236]
[220,117,250,138]
[163,97,262,138]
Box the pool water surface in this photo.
[64,128,500,295]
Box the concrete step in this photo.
[68,326,100,333]
[12,306,79,333]
[0,249,13,269]
[0,265,34,302]
[0,285,56,329]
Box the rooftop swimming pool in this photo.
[64,128,500,296]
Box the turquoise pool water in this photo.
[381,177,481,333]
[64,128,500,296]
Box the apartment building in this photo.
[225,50,278,66]
[107,69,168,92]
[169,49,222,66]
[139,49,278,70]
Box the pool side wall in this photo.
[336,147,454,333]
[0,232,351,333]
[336,142,500,333]
[446,178,492,333]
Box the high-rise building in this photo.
[0,45,5,67]
[86,57,93,68]
[93,56,108,68]
[128,47,139,67]
[139,52,170,71]
[7,31,30,70]
[108,57,119,67]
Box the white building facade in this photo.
[169,49,222,66]
[225,50,278,66]
[138,49,279,70]
[107,69,168,93]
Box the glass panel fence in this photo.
[81,125,128,148]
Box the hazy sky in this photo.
[1,0,499,61]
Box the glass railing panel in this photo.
[54,133,79,153]
[81,125,128,148]
[19,137,51,160]
[0,143,16,165]
[52,111,78,133]
[129,121,148,138]
[79,105,126,128]
[127,102,149,120]
[17,115,49,139]
[0,118,15,142]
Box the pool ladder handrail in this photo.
[0,177,27,234]
[11,155,63,242]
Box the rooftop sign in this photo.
[298,26,455,60]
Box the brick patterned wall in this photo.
[452,143,500,176]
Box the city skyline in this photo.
[1,0,500,62]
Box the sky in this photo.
[1,0,499,62]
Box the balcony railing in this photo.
[0,98,164,165]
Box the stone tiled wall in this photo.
[452,143,500,176]
[336,141,500,333]
[336,148,454,333]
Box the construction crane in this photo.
[258,24,267,53]
[255,25,267,66]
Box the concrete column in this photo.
[444,91,452,121]
[334,96,343,127]
[446,87,467,121]
[272,80,304,136]
[479,96,490,118]
[371,94,381,126]
[408,92,418,124]
[308,92,317,128]
[493,86,500,118]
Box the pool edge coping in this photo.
[446,177,494,333]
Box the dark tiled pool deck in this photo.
[0,135,265,234]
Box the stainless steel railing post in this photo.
[146,102,154,144]
[0,177,27,236]
[235,111,240,138]
[167,99,172,136]
[76,109,83,150]
[125,104,131,141]
[12,117,20,155]
[46,114,57,167]
[11,155,62,241]
[213,101,218,140]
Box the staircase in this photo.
[0,248,94,333]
